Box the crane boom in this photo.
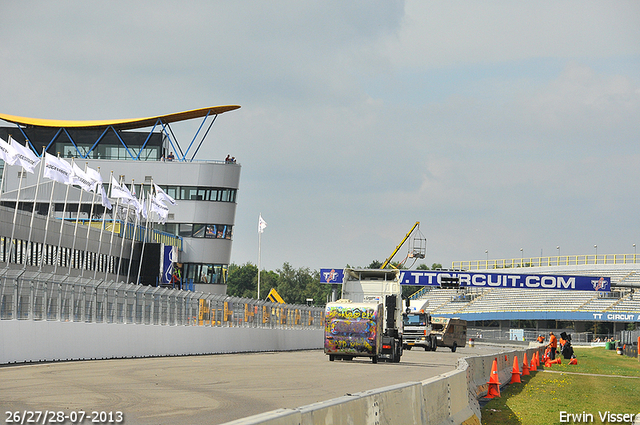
[380,221,421,269]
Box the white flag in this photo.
[85,166,103,192]
[11,141,40,174]
[258,214,267,233]
[71,163,94,192]
[110,176,136,202]
[150,196,169,224]
[127,183,143,216]
[100,184,112,210]
[0,137,18,166]
[43,153,73,184]
[153,183,176,205]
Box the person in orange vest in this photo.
[548,332,558,360]
[537,335,545,344]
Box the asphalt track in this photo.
[0,345,504,425]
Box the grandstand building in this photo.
[0,106,240,294]
[412,258,640,339]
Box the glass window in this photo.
[192,224,206,238]
[205,225,216,238]
[225,226,232,240]
[166,186,177,200]
[178,224,193,237]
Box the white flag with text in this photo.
[12,141,40,174]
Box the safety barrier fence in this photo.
[453,253,639,270]
[224,346,546,425]
[0,272,324,329]
[468,328,622,344]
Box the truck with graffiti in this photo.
[324,268,404,363]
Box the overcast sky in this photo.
[1,1,639,272]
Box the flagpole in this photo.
[68,162,88,276]
[93,171,114,280]
[25,148,46,270]
[258,226,261,300]
[127,182,143,284]
[38,177,57,272]
[117,179,134,283]
[81,167,100,277]
[136,183,153,286]
[53,157,73,275]
[6,139,26,266]
[104,176,123,282]
[257,213,266,299]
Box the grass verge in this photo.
[481,347,640,424]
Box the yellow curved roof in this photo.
[0,105,240,130]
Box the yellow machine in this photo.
[266,288,285,303]
[381,222,427,269]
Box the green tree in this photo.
[226,262,258,298]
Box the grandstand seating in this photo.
[412,261,640,320]
[416,287,637,315]
[609,292,640,313]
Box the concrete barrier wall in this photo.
[0,319,324,364]
[224,345,547,425]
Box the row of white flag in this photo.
[0,136,176,223]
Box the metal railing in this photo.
[468,327,626,344]
[0,272,324,329]
[453,254,640,271]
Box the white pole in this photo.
[53,157,73,275]
[39,164,58,272]
[93,171,114,280]
[127,182,143,284]
[136,183,153,286]
[80,168,99,277]
[258,229,261,300]
[7,137,27,266]
[104,176,123,282]
[68,162,88,276]
[116,179,134,282]
[25,148,46,269]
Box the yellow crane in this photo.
[380,222,426,269]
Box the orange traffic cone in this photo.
[510,355,521,384]
[569,357,577,365]
[535,351,541,367]
[545,358,552,367]
[486,358,501,398]
[530,355,537,372]
[522,352,530,376]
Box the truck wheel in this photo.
[405,345,411,351]
[329,355,335,361]
[451,342,457,353]
[372,356,378,364]
[431,336,438,351]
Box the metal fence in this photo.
[468,327,627,344]
[0,271,325,329]
[453,253,640,270]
